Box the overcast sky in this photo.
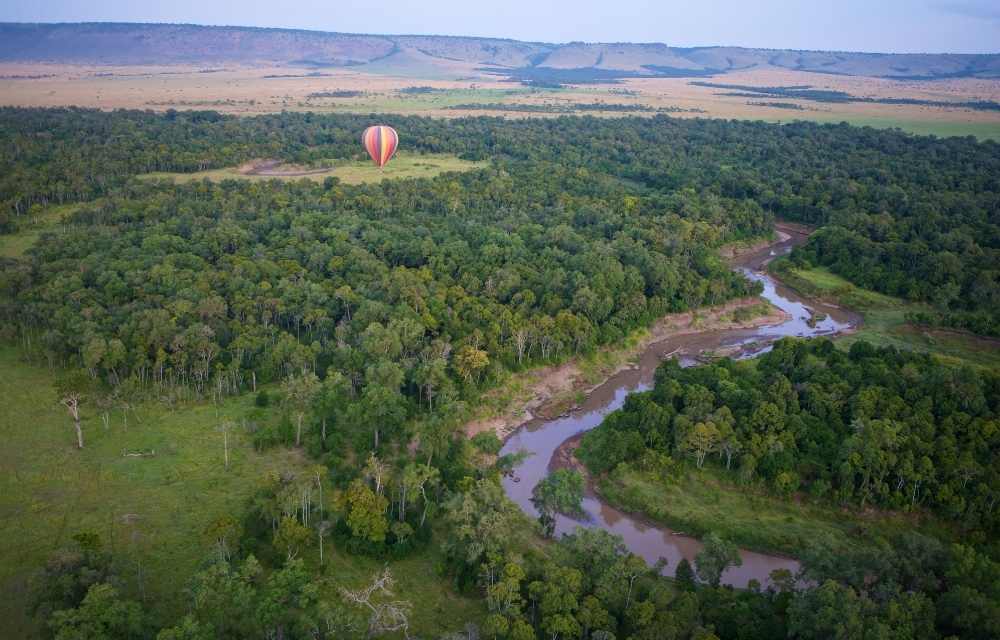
[3,0,998,54]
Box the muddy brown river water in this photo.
[499,224,859,588]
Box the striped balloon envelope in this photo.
[362,125,399,168]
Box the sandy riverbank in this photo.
[464,297,789,442]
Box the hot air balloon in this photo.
[362,125,399,169]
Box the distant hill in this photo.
[1,22,998,80]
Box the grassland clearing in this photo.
[140,152,487,185]
[596,464,952,558]
[771,259,1000,369]
[0,203,81,259]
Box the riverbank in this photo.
[497,223,862,587]
[464,296,788,442]
[531,225,971,571]
[464,234,794,443]
[770,258,1000,369]
[548,413,931,560]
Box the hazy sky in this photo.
[3,0,999,54]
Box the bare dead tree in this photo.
[217,420,236,470]
[56,372,90,449]
[339,567,412,639]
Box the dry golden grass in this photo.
[1,62,998,138]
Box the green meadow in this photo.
[771,259,1000,369]
[596,464,947,558]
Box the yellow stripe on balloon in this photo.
[379,127,390,167]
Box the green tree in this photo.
[442,478,520,572]
[341,479,389,544]
[675,557,697,592]
[695,532,742,587]
[681,422,720,469]
[531,469,585,537]
[49,583,146,640]
[274,516,311,561]
[203,514,241,563]
[454,345,489,384]
[255,559,319,640]
[282,371,320,447]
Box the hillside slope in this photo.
[1,22,998,79]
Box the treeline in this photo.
[579,337,1000,534]
[789,223,1000,335]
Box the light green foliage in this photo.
[282,371,319,446]
[532,469,585,515]
[528,563,584,640]
[680,422,720,468]
[342,479,390,544]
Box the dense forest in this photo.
[3,107,997,335]
[576,338,1000,638]
[579,338,1000,533]
[2,107,999,639]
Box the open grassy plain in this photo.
[2,63,998,139]
[140,152,487,185]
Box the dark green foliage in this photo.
[48,583,147,640]
[5,105,996,336]
[695,532,742,587]
[746,101,806,110]
[794,222,1000,335]
[7,111,790,467]
[531,469,585,536]
[675,558,697,592]
[7,105,1000,640]
[580,337,1000,534]
[254,390,270,407]
[470,431,503,455]
[31,532,115,624]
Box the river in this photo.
[499,224,859,588]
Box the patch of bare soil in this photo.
[239,158,332,177]
[549,432,587,474]
[718,230,790,259]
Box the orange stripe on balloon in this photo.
[363,125,398,168]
